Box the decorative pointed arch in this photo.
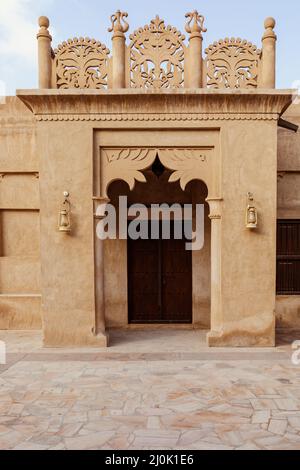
[100,147,213,197]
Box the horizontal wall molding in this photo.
[0,294,41,298]
[35,113,280,122]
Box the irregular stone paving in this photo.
[0,331,300,450]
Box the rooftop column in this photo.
[109,10,129,89]
[185,11,206,88]
[261,17,277,88]
[37,16,52,89]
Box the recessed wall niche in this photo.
[0,210,40,257]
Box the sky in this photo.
[0,0,300,95]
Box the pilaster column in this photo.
[37,16,52,89]
[108,10,129,89]
[93,197,110,341]
[261,17,277,89]
[206,198,223,346]
[185,11,206,88]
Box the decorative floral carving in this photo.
[159,148,211,191]
[205,38,261,89]
[129,16,186,89]
[108,10,129,35]
[101,148,157,194]
[100,147,213,196]
[54,38,110,89]
[185,11,207,36]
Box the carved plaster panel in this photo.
[101,148,157,194]
[158,148,212,191]
[54,38,110,89]
[130,16,186,89]
[100,147,213,197]
[205,38,261,89]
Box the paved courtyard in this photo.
[1,329,300,450]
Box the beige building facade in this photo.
[0,12,299,347]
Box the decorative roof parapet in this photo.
[130,15,185,41]
[54,38,110,89]
[54,37,110,56]
[204,38,261,89]
[129,16,185,89]
[35,12,278,91]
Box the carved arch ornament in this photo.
[100,147,214,197]
[129,16,186,89]
[54,38,110,89]
[204,38,261,89]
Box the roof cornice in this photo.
[17,89,295,121]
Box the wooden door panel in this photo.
[162,235,192,323]
[128,222,192,324]
[128,237,161,323]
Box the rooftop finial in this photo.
[185,10,207,36]
[39,16,50,29]
[108,10,129,36]
[37,16,51,40]
[263,17,276,40]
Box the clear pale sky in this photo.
[0,0,299,95]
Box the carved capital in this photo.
[108,10,129,37]
[185,11,207,37]
[206,198,223,220]
[93,197,111,219]
[209,214,221,220]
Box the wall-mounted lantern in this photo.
[58,191,71,233]
[246,192,258,229]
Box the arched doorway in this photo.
[104,161,211,328]
[93,129,222,345]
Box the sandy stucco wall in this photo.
[0,97,41,329]
[0,95,300,336]
[209,119,278,346]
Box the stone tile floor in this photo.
[0,329,300,450]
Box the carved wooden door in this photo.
[128,222,192,323]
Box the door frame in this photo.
[93,129,222,341]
